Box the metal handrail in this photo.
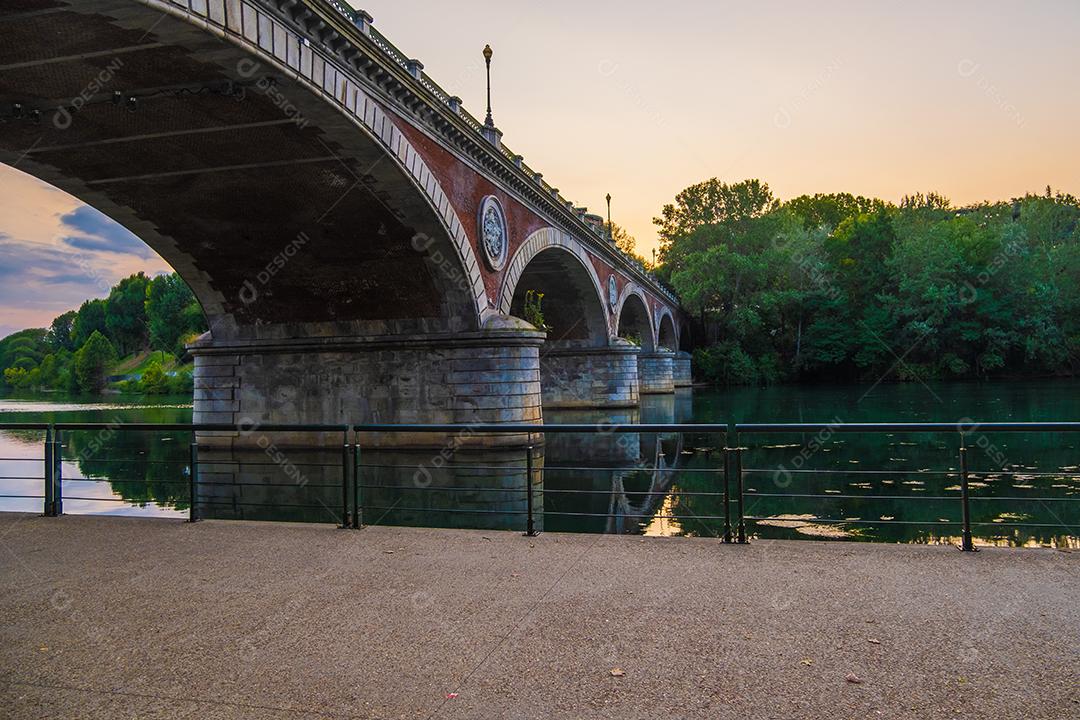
[1,421,1076,547]
[737,422,1080,433]
[1,421,1078,432]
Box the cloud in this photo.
[61,233,153,258]
[0,237,105,294]
[0,169,172,339]
[59,207,154,259]
[0,237,109,337]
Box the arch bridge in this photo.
[0,0,691,432]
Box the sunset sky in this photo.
[2,0,1078,338]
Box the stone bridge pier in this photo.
[1,0,690,444]
[190,318,546,447]
[673,351,693,387]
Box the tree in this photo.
[610,222,648,266]
[105,273,149,356]
[900,192,952,211]
[654,178,779,270]
[45,310,77,352]
[824,210,898,306]
[146,273,204,354]
[138,360,169,394]
[667,206,804,384]
[0,329,48,386]
[784,193,891,231]
[74,331,117,393]
[71,299,108,348]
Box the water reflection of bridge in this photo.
[194,391,695,533]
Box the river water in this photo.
[0,380,1077,547]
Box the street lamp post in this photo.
[483,44,494,127]
[606,193,612,242]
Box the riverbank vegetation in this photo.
[1,272,205,395]
[655,180,1080,385]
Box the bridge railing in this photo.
[0,423,352,524]
[735,422,1080,550]
[0,421,1076,547]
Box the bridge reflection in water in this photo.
[193,392,698,535]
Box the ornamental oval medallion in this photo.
[608,275,618,309]
[477,195,507,271]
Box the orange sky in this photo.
[2,0,1078,335]
[365,0,1078,260]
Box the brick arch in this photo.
[497,227,606,319]
[656,306,678,350]
[614,283,656,352]
[5,0,488,334]
[177,0,492,326]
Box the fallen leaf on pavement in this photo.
[800,658,813,666]
[445,692,458,699]
[846,673,863,684]
[610,668,626,677]
[868,638,881,644]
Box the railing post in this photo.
[52,428,63,516]
[188,441,198,522]
[722,426,732,543]
[523,434,538,537]
[351,435,361,529]
[958,436,975,552]
[43,425,54,517]
[735,429,746,544]
[341,433,351,529]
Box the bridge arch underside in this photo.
[657,313,677,351]
[657,311,690,387]
[509,248,639,409]
[0,0,543,441]
[673,319,693,388]
[618,295,673,395]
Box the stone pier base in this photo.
[539,342,640,408]
[638,351,675,394]
[673,351,693,387]
[189,324,546,449]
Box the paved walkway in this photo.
[0,513,1076,719]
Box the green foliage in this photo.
[138,360,169,394]
[611,222,649,266]
[523,290,548,331]
[73,331,117,393]
[654,178,780,272]
[2,272,206,395]
[693,343,759,385]
[71,299,107,348]
[168,368,194,394]
[105,273,149,356]
[146,274,203,354]
[662,180,1080,385]
[784,193,892,231]
[45,310,77,351]
[0,329,46,369]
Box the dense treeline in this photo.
[1,272,206,394]
[655,180,1080,385]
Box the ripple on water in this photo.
[0,399,191,413]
